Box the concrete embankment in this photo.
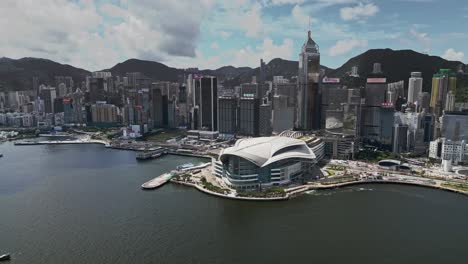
[14,140,109,146]
[173,179,467,201]
[171,180,289,201]
[304,180,468,196]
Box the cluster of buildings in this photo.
[1,28,468,180]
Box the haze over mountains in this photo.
[0,49,465,93]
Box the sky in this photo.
[1,0,467,71]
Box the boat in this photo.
[176,163,195,171]
[0,154,3,158]
[0,253,10,261]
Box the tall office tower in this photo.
[362,73,387,143]
[421,110,435,142]
[89,77,105,103]
[0,92,5,110]
[259,59,266,84]
[151,87,163,127]
[63,97,74,124]
[218,96,238,135]
[430,69,457,117]
[200,77,217,131]
[190,76,217,131]
[238,97,260,136]
[408,72,423,104]
[167,96,178,128]
[380,105,395,148]
[53,97,64,113]
[32,77,39,97]
[272,95,295,134]
[177,85,189,127]
[417,92,431,112]
[259,103,272,136]
[41,87,56,114]
[321,78,345,129]
[392,124,409,154]
[297,30,321,131]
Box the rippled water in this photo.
[1,142,468,264]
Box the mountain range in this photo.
[0,49,465,94]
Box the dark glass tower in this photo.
[297,30,321,131]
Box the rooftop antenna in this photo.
[308,16,311,38]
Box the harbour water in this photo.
[1,142,468,264]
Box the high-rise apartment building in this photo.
[430,69,457,117]
[408,72,423,104]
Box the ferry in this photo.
[176,163,195,171]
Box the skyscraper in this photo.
[297,30,321,131]
[408,72,423,104]
[41,87,56,114]
[430,69,457,117]
[218,96,238,135]
[362,69,387,143]
[190,76,218,131]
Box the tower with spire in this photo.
[296,28,321,131]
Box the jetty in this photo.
[14,139,110,147]
[141,172,176,189]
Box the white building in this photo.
[214,137,318,190]
[408,72,423,104]
[429,138,468,171]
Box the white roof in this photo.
[219,136,316,167]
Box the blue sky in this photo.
[1,0,467,70]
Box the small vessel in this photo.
[0,253,10,261]
[0,154,3,158]
[176,163,195,171]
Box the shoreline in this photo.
[171,178,468,201]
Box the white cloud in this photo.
[328,38,368,56]
[210,42,220,49]
[230,38,294,67]
[219,31,232,39]
[340,3,379,21]
[443,48,464,61]
[410,29,431,53]
[239,3,263,37]
[269,0,305,5]
[0,0,214,71]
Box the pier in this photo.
[141,172,176,189]
[14,139,110,147]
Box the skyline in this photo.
[1,0,468,71]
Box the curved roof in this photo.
[219,137,316,168]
